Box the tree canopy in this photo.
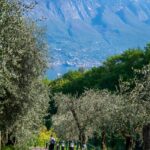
[0,0,49,147]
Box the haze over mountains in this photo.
[30,0,150,79]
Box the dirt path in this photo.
[31,148,47,150]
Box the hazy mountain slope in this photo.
[29,0,150,79]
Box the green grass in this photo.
[2,146,15,150]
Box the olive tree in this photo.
[0,0,49,147]
[127,65,150,150]
[91,90,122,150]
[52,91,95,145]
[13,80,49,149]
[112,89,147,150]
[107,71,149,150]
[86,85,147,150]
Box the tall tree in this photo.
[52,92,92,145]
[128,65,150,150]
[0,0,49,147]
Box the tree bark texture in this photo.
[101,131,107,150]
[143,124,150,150]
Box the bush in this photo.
[34,128,57,147]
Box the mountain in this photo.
[29,0,150,79]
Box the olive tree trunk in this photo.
[143,124,150,150]
[71,109,86,146]
[101,131,107,150]
[79,132,86,147]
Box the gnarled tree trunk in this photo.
[71,109,86,147]
[143,124,150,150]
[79,131,86,147]
[101,130,107,150]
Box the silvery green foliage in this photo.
[90,90,122,132]
[89,73,149,138]
[53,112,79,140]
[0,0,49,144]
[52,93,81,140]
[112,67,150,138]
[52,90,119,141]
[130,65,150,117]
[111,91,147,138]
[14,80,49,148]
